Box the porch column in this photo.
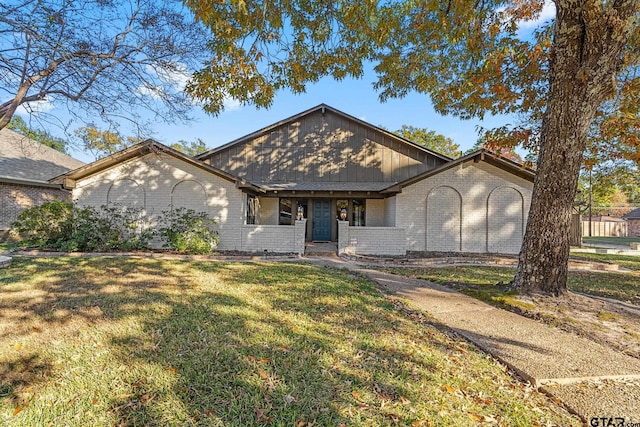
[337,220,349,255]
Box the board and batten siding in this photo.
[71,153,245,250]
[202,110,447,184]
[395,161,533,254]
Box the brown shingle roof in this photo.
[0,128,84,182]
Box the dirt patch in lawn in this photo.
[509,291,640,359]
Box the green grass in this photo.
[381,261,640,305]
[582,236,640,247]
[0,257,578,426]
[570,252,640,271]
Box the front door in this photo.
[312,200,332,241]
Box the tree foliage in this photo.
[7,115,67,153]
[75,125,207,160]
[170,138,208,157]
[75,126,140,159]
[185,0,640,295]
[394,125,462,158]
[0,0,209,133]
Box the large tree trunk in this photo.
[513,0,637,295]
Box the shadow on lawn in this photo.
[0,258,450,426]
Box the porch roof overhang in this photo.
[251,181,401,198]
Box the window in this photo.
[246,195,258,225]
[336,199,366,226]
[352,199,365,226]
[279,198,293,225]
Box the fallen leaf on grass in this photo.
[258,370,269,379]
[12,343,22,351]
[13,406,24,416]
[167,367,178,375]
[443,385,455,394]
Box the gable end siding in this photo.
[202,110,447,184]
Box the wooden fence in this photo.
[581,220,628,237]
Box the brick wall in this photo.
[395,161,533,254]
[628,219,640,237]
[366,199,385,226]
[338,220,406,256]
[72,153,246,250]
[241,220,306,254]
[0,182,71,230]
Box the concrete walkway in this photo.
[308,256,640,423]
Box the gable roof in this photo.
[0,128,84,183]
[49,139,264,193]
[381,149,536,194]
[196,103,453,162]
[623,207,640,220]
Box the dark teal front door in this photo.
[312,200,332,241]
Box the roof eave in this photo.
[381,149,536,192]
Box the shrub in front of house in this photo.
[157,208,219,254]
[65,204,153,252]
[11,200,74,248]
[11,202,152,252]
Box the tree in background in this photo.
[170,139,208,157]
[465,139,524,164]
[0,0,208,133]
[74,127,136,159]
[394,125,462,158]
[6,115,67,153]
[75,126,208,160]
[184,0,639,296]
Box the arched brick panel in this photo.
[487,186,524,253]
[426,186,462,251]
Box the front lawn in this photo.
[381,258,640,305]
[0,257,577,426]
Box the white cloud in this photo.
[223,96,242,111]
[16,97,55,115]
[518,1,556,30]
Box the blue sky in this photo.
[28,73,516,164]
[13,2,555,164]
[147,74,515,162]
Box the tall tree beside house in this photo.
[7,116,67,153]
[0,0,209,133]
[184,0,639,296]
[394,125,462,158]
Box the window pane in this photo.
[279,198,293,225]
[246,195,257,225]
[352,199,365,226]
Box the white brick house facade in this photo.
[396,161,532,254]
[51,105,535,256]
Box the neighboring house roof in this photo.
[623,208,640,220]
[49,139,264,193]
[0,128,84,185]
[380,149,536,194]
